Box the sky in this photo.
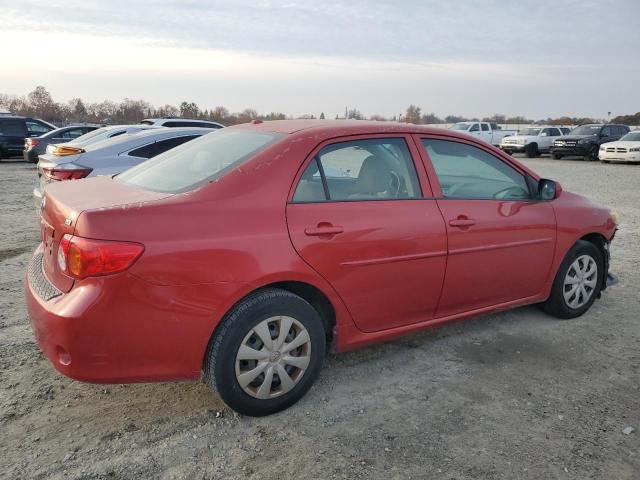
[1,0,639,119]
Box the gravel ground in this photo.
[1,156,638,480]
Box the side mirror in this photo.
[540,132,548,137]
[538,179,560,200]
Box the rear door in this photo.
[0,118,27,154]
[416,136,556,318]
[286,135,447,333]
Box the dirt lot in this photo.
[1,156,638,480]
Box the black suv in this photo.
[0,116,56,159]
[551,124,630,161]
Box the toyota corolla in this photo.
[25,120,618,416]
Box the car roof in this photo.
[83,127,212,152]
[230,119,463,137]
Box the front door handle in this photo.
[449,217,476,228]
[304,225,344,236]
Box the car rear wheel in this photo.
[542,240,603,319]
[204,288,326,416]
[552,153,563,160]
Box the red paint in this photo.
[25,120,617,383]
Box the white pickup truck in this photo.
[499,126,570,157]
[449,122,518,146]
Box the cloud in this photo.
[2,0,639,63]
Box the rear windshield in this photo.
[116,129,283,193]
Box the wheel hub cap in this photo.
[563,254,598,309]
[235,316,311,399]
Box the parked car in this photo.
[26,120,617,416]
[599,130,640,164]
[44,124,162,156]
[0,116,56,159]
[551,124,630,161]
[141,118,224,129]
[23,125,100,163]
[33,127,213,206]
[499,126,566,157]
[449,122,517,146]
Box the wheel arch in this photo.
[202,280,338,372]
[578,232,609,291]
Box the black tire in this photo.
[204,288,326,416]
[525,143,538,158]
[584,146,599,162]
[542,240,604,319]
[552,153,563,160]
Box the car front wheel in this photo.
[542,240,603,319]
[204,288,326,416]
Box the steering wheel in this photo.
[494,185,527,200]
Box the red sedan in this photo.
[25,120,617,416]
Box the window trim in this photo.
[415,134,538,202]
[288,134,431,204]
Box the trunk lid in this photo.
[40,176,171,292]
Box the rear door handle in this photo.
[449,218,476,228]
[304,225,344,236]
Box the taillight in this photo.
[48,145,84,156]
[58,234,144,279]
[25,138,40,150]
[42,166,93,181]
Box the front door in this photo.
[286,136,447,333]
[417,136,557,318]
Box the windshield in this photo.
[518,128,541,136]
[450,123,471,131]
[620,132,640,142]
[570,125,601,136]
[117,129,283,193]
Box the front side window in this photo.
[422,139,530,200]
[293,138,421,202]
[118,129,282,193]
[469,124,480,132]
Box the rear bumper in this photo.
[25,245,245,383]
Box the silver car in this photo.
[44,124,163,155]
[34,127,213,206]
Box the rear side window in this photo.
[117,129,282,193]
[128,142,157,159]
[26,120,52,134]
[422,139,530,200]
[0,119,27,136]
[60,128,87,139]
[154,135,199,155]
[481,123,489,132]
[293,138,421,202]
